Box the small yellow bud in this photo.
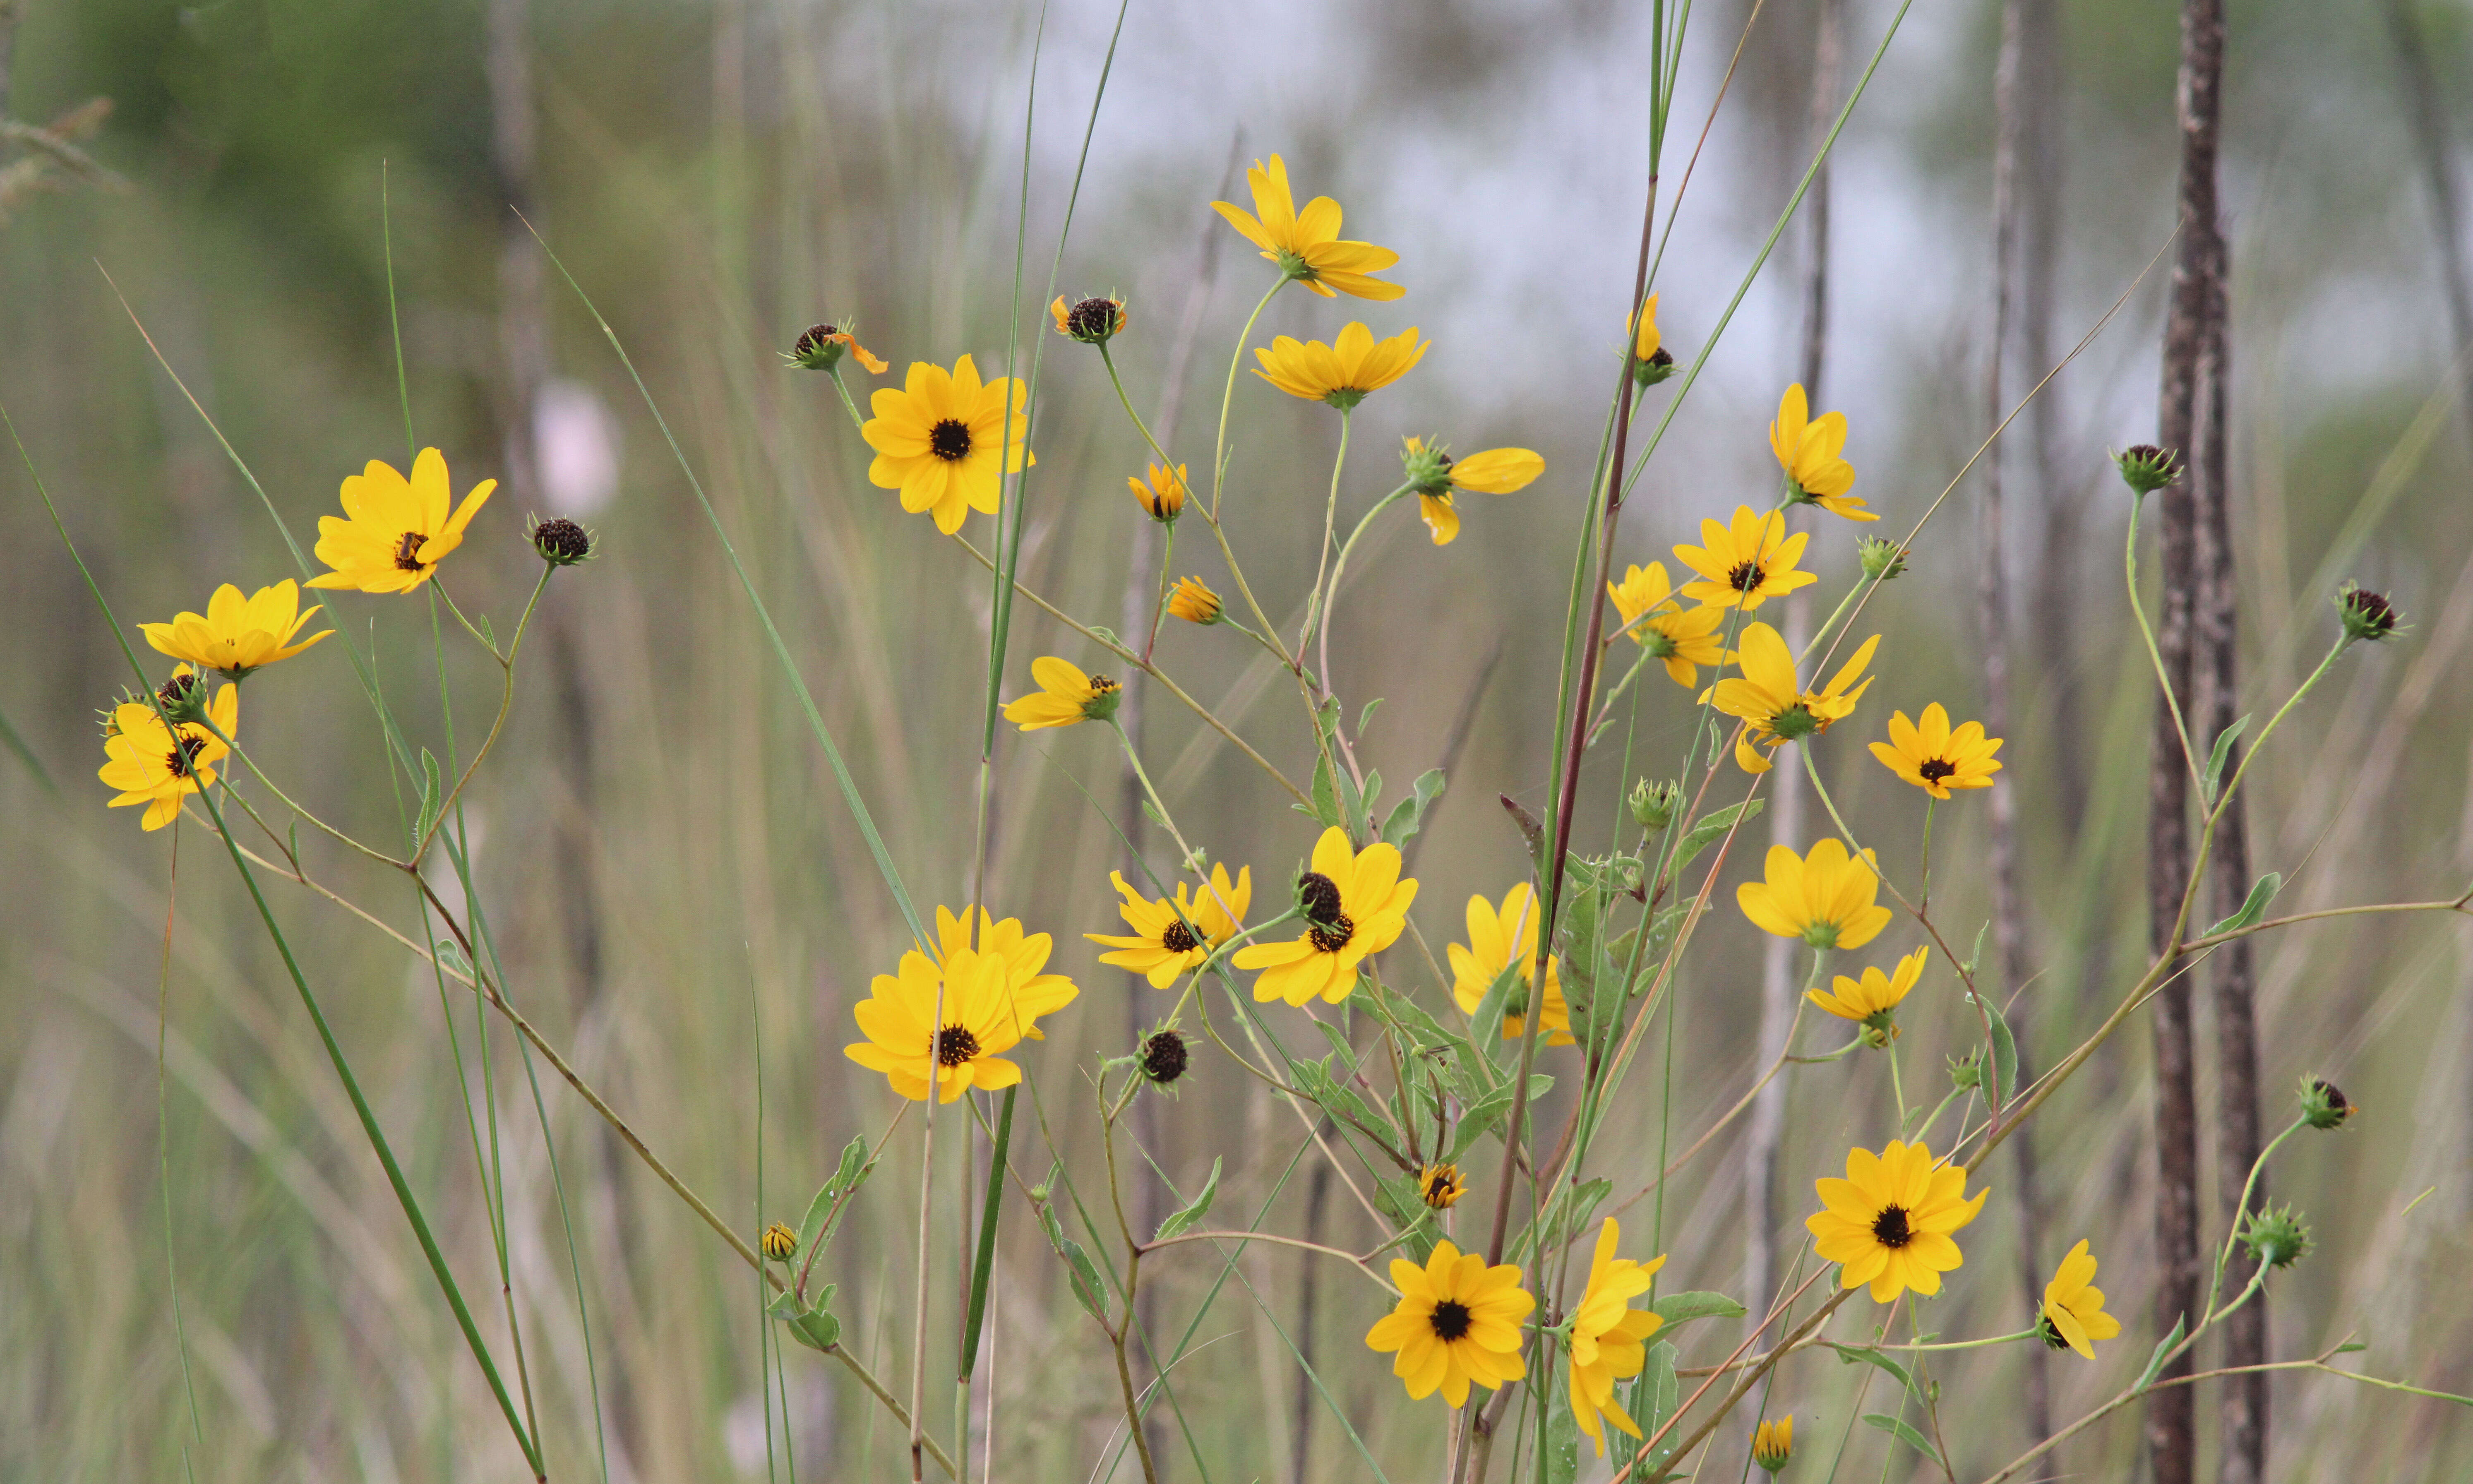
[760,1222,798,1262]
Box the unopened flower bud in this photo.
[1629,778,1681,831]
[1858,536,1909,581]
[2336,584,2401,645]
[1418,1162,1465,1209]
[2114,444,2181,498]
[2298,1076,2354,1131]
[2241,1204,2311,1270]
[529,515,596,567]
[1140,1029,1189,1085]
[760,1222,798,1262]
[1129,462,1188,522]
[1947,1051,1982,1088]
[1752,1417,1793,1473]
[1167,576,1222,625]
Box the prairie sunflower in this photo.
[843,945,1030,1102]
[1398,436,1544,545]
[1230,827,1418,1006]
[862,355,1035,534]
[1129,461,1188,521]
[2036,1239,2123,1359]
[1606,562,1729,687]
[1085,864,1252,987]
[1446,883,1573,1046]
[1002,656,1122,731]
[140,580,332,680]
[1752,1417,1794,1472]
[1212,154,1405,301]
[1363,1240,1532,1407]
[1049,295,1126,344]
[1417,1162,1466,1209]
[786,322,888,374]
[96,674,238,832]
[1672,506,1818,611]
[1737,838,1892,952]
[933,905,1081,1041]
[306,448,496,594]
[1806,1138,1988,1302]
[1807,946,1928,1041]
[1869,704,2004,799]
[1166,576,1222,624]
[1568,1219,1667,1455]
[1770,384,1874,521]
[1708,622,1879,774]
[1252,323,1426,410]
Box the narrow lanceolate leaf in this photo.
[2202,873,2281,939]
[1154,1158,1222,1243]
[1038,1204,1111,1322]
[414,747,442,841]
[2137,1315,2188,1392]
[1827,1342,1922,1400]
[2202,713,2251,802]
[795,1134,874,1258]
[1649,1291,1748,1328]
[1985,994,2019,1104]
[1659,799,1764,888]
[1861,1412,1943,1467]
[1381,768,1448,849]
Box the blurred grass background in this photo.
[4,0,2473,1478]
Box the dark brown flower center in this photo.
[1308,913,1356,954]
[394,531,429,571]
[157,672,202,708]
[1160,920,1200,954]
[934,1025,980,1066]
[795,323,839,356]
[929,418,974,461]
[2037,1315,2070,1350]
[1424,1169,1459,1205]
[1727,558,1764,592]
[164,731,207,778]
[1918,759,1957,785]
[1871,1205,1912,1249]
[1065,297,1121,339]
[1428,1299,1473,1342]
[1297,871,1344,924]
[1140,1030,1189,1085]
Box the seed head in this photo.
[1140,1029,1190,1086]
[790,323,846,370]
[2336,584,2401,645]
[1052,295,1127,345]
[1858,535,1909,581]
[1399,436,1455,497]
[155,669,211,724]
[2241,1203,2312,1270]
[2114,444,2182,498]
[760,1222,799,1262]
[2298,1076,2354,1131]
[529,515,596,567]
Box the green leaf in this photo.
[766,1284,842,1351]
[1650,1291,1748,1328]
[2136,1314,2187,1392]
[1295,1057,1389,1140]
[2337,1340,2368,1354]
[2202,713,2251,802]
[1861,1412,1942,1466]
[478,614,497,649]
[1154,1157,1222,1243]
[1963,919,1990,982]
[414,747,442,840]
[1299,754,1344,827]
[1501,794,1546,858]
[1371,1174,1440,1263]
[1314,1018,1360,1072]
[432,938,474,982]
[796,1135,874,1258]
[1826,1342,1920,1400]
[1361,768,1383,818]
[1615,1340,1681,1477]
[1986,995,2018,1104]
[2202,873,2281,939]
[1469,962,1522,1052]
[1659,800,1763,888]
[1381,768,1448,850]
[1037,1205,1111,1322]
[1358,697,1385,736]
[1447,1088,1516,1160]
[1543,1374,1580,1484]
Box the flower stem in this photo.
[2124,492,2203,792]
[1210,279,1285,520]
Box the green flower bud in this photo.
[2114,444,2182,498]
[2336,584,2401,646]
[2241,1204,2311,1270]
[2298,1076,2353,1131]
[1631,347,1676,389]
[1630,778,1682,832]
[1858,536,1909,581]
[760,1222,798,1262]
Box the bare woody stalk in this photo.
[1983,0,2054,1446]
[2147,0,2228,1473]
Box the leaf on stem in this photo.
[1861,1412,1943,1467]
[1827,1342,1923,1401]
[2136,1314,2187,1392]
[1659,799,1765,890]
[2202,873,2282,939]
[1037,1203,1112,1322]
[1649,1291,1748,1328]
[766,1283,842,1350]
[1154,1157,1222,1242]
[2201,713,2251,804]
[1380,768,1447,849]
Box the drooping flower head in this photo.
[2036,1239,2123,1359]
[1002,656,1122,731]
[1738,838,1892,952]
[1606,562,1729,687]
[1362,1240,1532,1407]
[1212,154,1405,301]
[96,674,238,832]
[786,322,888,374]
[1770,384,1873,521]
[1086,864,1252,987]
[1806,1138,1987,1302]
[1567,1219,1667,1455]
[1231,827,1418,1006]
[1253,323,1426,410]
[1447,883,1573,1046]
[307,449,496,594]
[1049,295,1127,345]
[1870,704,2003,799]
[140,581,332,680]
[1807,946,1928,1045]
[1129,461,1188,521]
[1166,576,1222,625]
[1418,1162,1466,1209]
[1673,506,1818,610]
[1709,622,1880,774]
[843,941,1059,1102]
[932,905,1080,1041]
[1399,436,1544,545]
[862,355,1035,534]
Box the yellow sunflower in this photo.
[2038,1239,2124,1359]
[1707,622,1880,774]
[1752,1417,1794,1473]
[1806,1138,1988,1302]
[1212,154,1405,301]
[862,355,1035,534]
[1166,576,1222,624]
[1399,436,1545,545]
[1606,562,1729,687]
[1417,1162,1466,1209]
[1363,1240,1532,1407]
[1807,946,1928,1042]
[843,945,1030,1102]
[1869,704,2004,799]
[1672,505,1818,610]
[1252,323,1426,409]
[306,449,495,594]
[1446,883,1573,1046]
[96,674,238,832]
[1568,1219,1667,1455]
[1129,461,1188,521]
[1230,827,1418,1006]
[932,905,1081,1042]
[1738,838,1892,952]
[1002,656,1122,731]
[1085,864,1252,987]
[1770,384,1874,521]
[140,580,332,680]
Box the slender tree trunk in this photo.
[1745,0,1839,1352]
[1984,0,2053,1447]
[2147,0,2227,1478]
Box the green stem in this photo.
[2209,636,2345,823]
[1211,279,1286,519]
[2124,492,2202,792]
[1301,405,1355,663]
[2203,1116,2307,1321]
[826,365,869,435]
